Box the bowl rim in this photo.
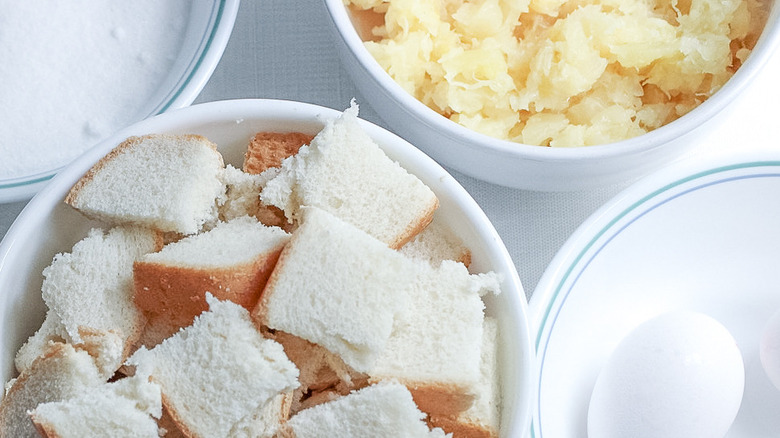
[0,0,241,203]
[0,98,535,438]
[323,0,780,162]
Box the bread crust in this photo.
[0,344,67,437]
[133,313,178,351]
[368,377,475,418]
[254,203,291,230]
[240,131,313,231]
[29,417,61,438]
[0,343,98,438]
[133,246,284,333]
[250,237,294,330]
[157,387,295,438]
[243,132,314,175]
[268,331,369,415]
[399,218,472,267]
[427,415,497,438]
[65,134,217,209]
[159,393,197,438]
[390,196,439,249]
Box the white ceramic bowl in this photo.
[529,149,780,437]
[0,99,534,437]
[0,0,240,204]
[323,0,780,191]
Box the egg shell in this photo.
[760,307,780,391]
[587,310,744,438]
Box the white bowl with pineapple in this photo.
[325,0,779,191]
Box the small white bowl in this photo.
[0,0,240,204]
[529,149,780,436]
[323,0,780,191]
[0,99,534,437]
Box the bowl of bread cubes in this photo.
[324,0,780,191]
[0,99,534,437]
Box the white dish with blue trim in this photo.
[529,151,780,437]
[0,0,240,204]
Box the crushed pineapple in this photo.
[347,0,769,147]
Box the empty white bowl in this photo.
[529,148,780,437]
[0,99,534,437]
[0,0,240,204]
[324,0,780,191]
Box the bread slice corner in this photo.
[0,343,104,438]
[29,372,162,438]
[368,260,500,418]
[259,103,439,249]
[253,207,414,374]
[134,216,290,334]
[17,225,162,380]
[65,134,226,235]
[427,317,501,438]
[128,294,299,438]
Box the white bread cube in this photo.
[65,134,226,235]
[399,215,472,267]
[0,343,104,438]
[428,317,501,438]
[283,382,451,438]
[129,295,299,438]
[133,216,290,336]
[369,261,500,417]
[42,226,162,346]
[16,226,162,376]
[253,207,415,373]
[29,373,162,438]
[260,103,438,249]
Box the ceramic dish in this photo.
[324,0,780,191]
[529,150,780,437]
[0,0,240,204]
[0,99,534,437]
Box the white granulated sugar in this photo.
[0,1,190,179]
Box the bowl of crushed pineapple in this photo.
[324,0,779,191]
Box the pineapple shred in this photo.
[347,0,770,147]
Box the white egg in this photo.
[760,307,780,391]
[587,311,744,438]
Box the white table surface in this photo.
[1,0,778,301]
